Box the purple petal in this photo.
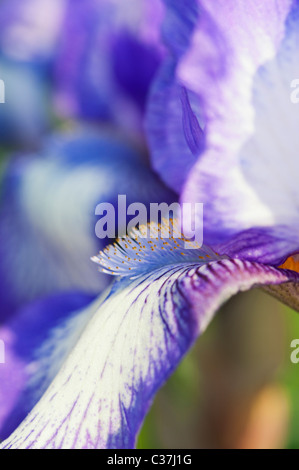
[111,30,161,112]
[180,87,204,156]
[0,130,175,319]
[146,0,203,192]
[1,230,298,449]
[179,1,299,261]
[147,0,299,262]
[0,0,66,64]
[0,292,95,441]
[0,0,67,144]
[0,58,49,145]
[216,226,299,266]
[54,0,165,128]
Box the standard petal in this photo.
[147,0,292,192]
[0,130,175,318]
[146,0,204,192]
[0,292,95,441]
[1,232,298,449]
[147,0,299,262]
[146,64,204,192]
[180,1,299,259]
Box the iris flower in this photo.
[1,0,299,449]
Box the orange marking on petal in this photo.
[280,255,299,273]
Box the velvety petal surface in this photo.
[1,227,298,449]
[0,129,175,318]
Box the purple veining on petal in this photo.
[215,226,299,266]
[1,231,298,449]
[0,292,94,441]
[180,87,204,156]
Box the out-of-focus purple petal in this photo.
[0,58,49,145]
[111,30,161,112]
[0,129,176,319]
[0,0,67,144]
[54,0,165,129]
[1,228,298,449]
[0,0,66,65]
[0,292,95,441]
